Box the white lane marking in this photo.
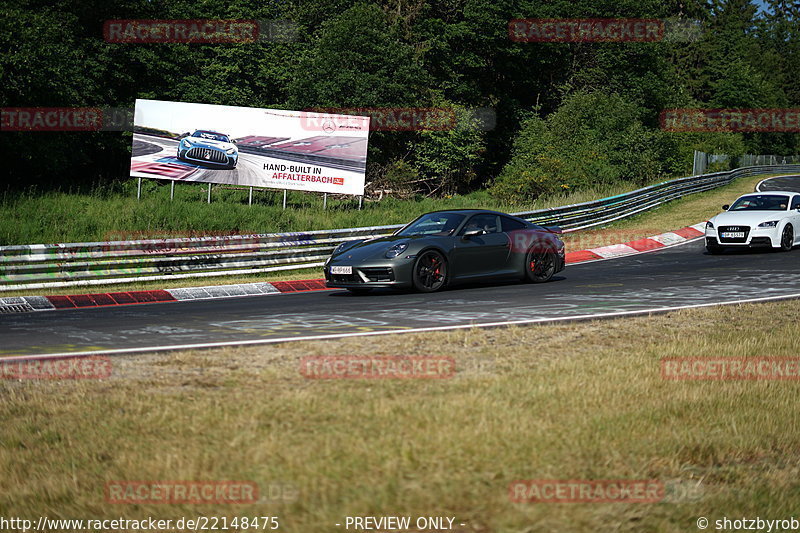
[4,291,800,360]
[650,232,686,246]
[690,222,706,232]
[587,243,640,258]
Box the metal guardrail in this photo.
[1,164,799,291]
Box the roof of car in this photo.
[740,191,799,196]
[425,209,512,216]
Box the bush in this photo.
[491,92,679,202]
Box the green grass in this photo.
[0,178,664,246]
[2,299,800,531]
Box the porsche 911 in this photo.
[324,209,565,293]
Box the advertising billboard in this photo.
[130,99,369,195]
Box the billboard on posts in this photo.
[130,99,369,195]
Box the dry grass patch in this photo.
[2,299,800,531]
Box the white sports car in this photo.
[705,191,800,254]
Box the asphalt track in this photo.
[1,238,799,358]
[757,175,800,193]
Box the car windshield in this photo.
[729,195,789,211]
[396,213,466,236]
[192,131,229,143]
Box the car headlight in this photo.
[333,242,349,255]
[706,221,714,229]
[226,147,236,154]
[385,242,408,258]
[181,140,193,148]
[758,220,779,228]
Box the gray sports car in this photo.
[324,209,566,294]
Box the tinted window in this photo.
[396,213,465,236]
[193,131,230,143]
[501,216,528,232]
[792,196,800,210]
[730,194,790,211]
[460,214,501,235]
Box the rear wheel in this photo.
[781,225,794,251]
[525,248,557,283]
[412,250,447,292]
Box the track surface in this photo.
[756,175,800,192]
[1,239,799,358]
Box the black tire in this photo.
[525,248,557,283]
[780,225,794,252]
[412,249,447,292]
[346,288,372,295]
[706,245,725,255]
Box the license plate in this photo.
[721,232,745,238]
[330,265,352,274]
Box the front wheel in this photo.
[780,225,794,251]
[525,248,556,283]
[412,250,447,292]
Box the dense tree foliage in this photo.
[2,0,798,199]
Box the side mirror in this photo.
[722,204,730,210]
[462,228,485,239]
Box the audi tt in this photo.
[705,191,800,253]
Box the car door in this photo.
[791,195,800,243]
[451,213,511,279]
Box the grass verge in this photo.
[1,298,799,531]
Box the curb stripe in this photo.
[565,250,603,263]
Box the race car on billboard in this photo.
[324,209,565,294]
[705,191,800,254]
[176,130,238,168]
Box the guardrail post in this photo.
[137,177,142,201]
[207,183,212,204]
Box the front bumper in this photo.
[705,226,778,248]
[324,262,413,289]
[178,147,237,167]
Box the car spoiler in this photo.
[543,225,563,234]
